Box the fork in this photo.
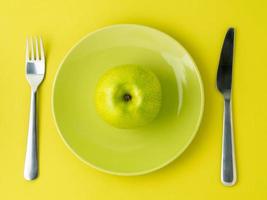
[24,37,45,180]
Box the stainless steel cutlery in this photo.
[216,28,236,186]
[24,37,45,180]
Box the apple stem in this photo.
[123,93,132,102]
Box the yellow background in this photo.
[0,0,267,199]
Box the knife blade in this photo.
[216,28,236,186]
[217,28,234,95]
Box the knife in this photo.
[216,28,236,186]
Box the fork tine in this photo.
[26,38,29,61]
[30,37,34,60]
[39,37,44,60]
[35,37,39,60]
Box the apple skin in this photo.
[95,65,162,129]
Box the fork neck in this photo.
[31,86,38,93]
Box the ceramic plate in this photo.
[52,24,204,175]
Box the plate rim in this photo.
[52,24,205,176]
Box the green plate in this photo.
[52,24,204,175]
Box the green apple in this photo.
[95,65,162,129]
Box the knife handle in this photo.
[221,98,236,186]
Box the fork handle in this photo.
[221,98,236,186]
[24,90,38,180]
